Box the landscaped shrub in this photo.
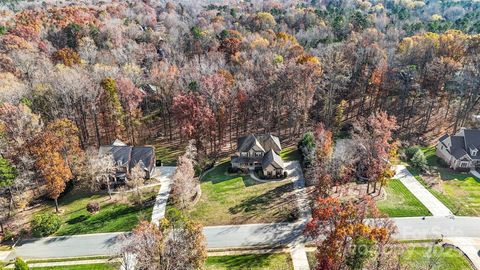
[30,213,61,237]
[411,149,428,171]
[14,257,29,270]
[405,146,422,160]
[298,132,316,167]
[86,202,100,214]
[3,228,14,242]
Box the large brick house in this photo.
[231,134,285,177]
[436,128,480,170]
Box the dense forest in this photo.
[0,0,480,222]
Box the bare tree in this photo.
[82,149,116,199]
[171,140,199,209]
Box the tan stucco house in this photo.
[231,134,285,177]
[436,128,480,170]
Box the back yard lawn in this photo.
[279,146,301,162]
[376,179,431,217]
[188,162,299,225]
[35,185,159,236]
[407,146,480,216]
[206,254,293,270]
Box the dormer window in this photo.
[469,144,478,157]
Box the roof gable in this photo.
[261,149,284,170]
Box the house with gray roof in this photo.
[436,128,480,170]
[99,139,156,181]
[231,134,285,178]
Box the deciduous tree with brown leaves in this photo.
[118,208,206,270]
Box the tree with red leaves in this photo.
[352,111,397,194]
[171,93,216,154]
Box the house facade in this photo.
[436,128,480,170]
[99,139,156,181]
[231,134,285,177]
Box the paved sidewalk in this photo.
[470,169,480,180]
[290,242,310,270]
[394,165,452,217]
[151,166,176,226]
[445,237,480,270]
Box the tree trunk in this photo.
[54,198,59,213]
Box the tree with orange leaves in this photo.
[30,131,73,213]
[30,119,82,212]
[305,196,397,270]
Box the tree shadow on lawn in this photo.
[228,183,298,223]
[58,203,151,236]
[203,162,260,187]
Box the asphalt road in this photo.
[12,216,480,259]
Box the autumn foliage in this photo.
[52,48,81,66]
[305,196,396,270]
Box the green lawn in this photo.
[205,254,293,270]
[401,246,473,270]
[188,162,298,225]
[37,186,158,236]
[32,263,117,270]
[376,179,431,217]
[279,146,301,161]
[307,246,472,270]
[407,146,480,216]
[154,144,184,166]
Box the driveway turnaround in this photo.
[151,166,176,226]
[394,165,452,217]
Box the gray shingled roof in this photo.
[451,136,469,159]
[464,129,480,150]
[237,134,281,153]
[130,147,155,171]
[237,134,265,152]
[438,134,449,143]
[257,134,282,153]
[99,143,156,173]
[261,149,284,170]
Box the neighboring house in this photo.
[436,128,480,170]
[231,134,285,177]
[99,139,156,181]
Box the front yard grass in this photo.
[376,179,431,217]
[308,245,472,270]
[401,246,473,270]
[188,162,299,225]
[32,263,118,270]
[205,254,293,270]
[36,185,159,236]
[407,146,480,216]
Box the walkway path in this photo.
[150,166,176,226]
[394,165,452,217]
[290,242,310,270]
[446,237,480,270]
[470,169,480,180]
